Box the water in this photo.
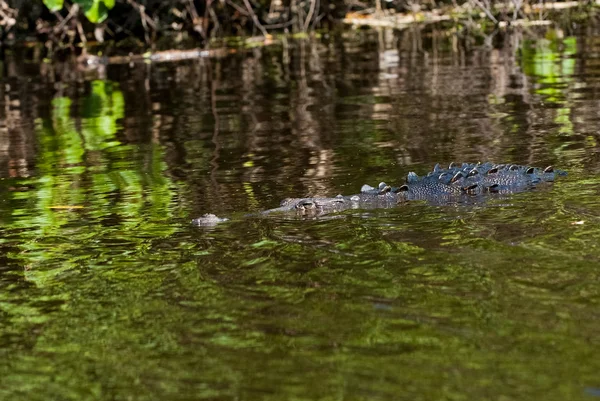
[1,25,600,400]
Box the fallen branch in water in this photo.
[497,19,553,27]
[343,10,450,29]
[78,47,233,67]
[343,0,600,29]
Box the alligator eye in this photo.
[297,201,315,210]
[448,162,456,168]
[525,167,535,174]
[398,185,409,192]
[377,182,392,194]
[509,165,519,171]
[544,166,554,173]
[468,169,479,177]
[450,172,464,183]
[487,167,498,175]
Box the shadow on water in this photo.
[1,23,600,400]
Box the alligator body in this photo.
[193,162,566,226]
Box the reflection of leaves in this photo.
[14,80,176,286]
[520,36,576,91]
[520,36,576,134]
[80,80,124,151]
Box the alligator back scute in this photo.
[455,164,565,193]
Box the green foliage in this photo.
[79,0,114,23]
[42,0,115,23]
[43,0,64,12]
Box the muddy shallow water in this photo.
[1,25,600,400]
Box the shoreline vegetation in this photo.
[1,0,598,64]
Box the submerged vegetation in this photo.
[0,0,598,53]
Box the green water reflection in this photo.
[1,28,600,401]
[521,34,577,136]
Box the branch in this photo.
[242,0,268,36]
[471,0,498,23]
[126,0,157,43]
[304,0,317,31]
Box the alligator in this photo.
[193,162,566,226]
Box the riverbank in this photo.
[2,0,599,62]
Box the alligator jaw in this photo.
[264,196,351,216]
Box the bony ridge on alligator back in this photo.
[193,162,567,226]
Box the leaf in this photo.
[74,0,111,23]
[43,0,64,12]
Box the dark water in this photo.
[1,24,600,400]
